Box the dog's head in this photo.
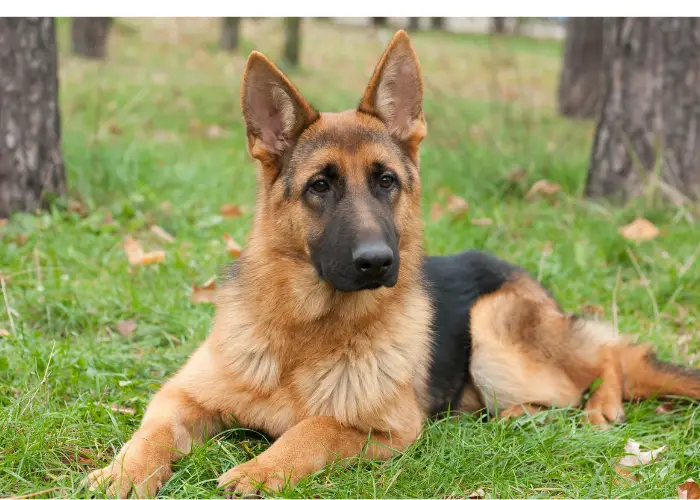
[240,30,426,292]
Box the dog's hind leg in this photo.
[582,345,626,429]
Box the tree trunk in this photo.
[372,18,388,27]
[282,18,302,68]
[431,18,445,30]
[0,18,65,218]
[490,17,507,35]
[586,18,700,202]
[557,18,604,119]
[71,17,112,59]
[408,17,420,31]
[220,17,241,51]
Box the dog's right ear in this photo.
[241,51,319,171]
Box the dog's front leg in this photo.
[85,346,224,498]
[218,415,420,496]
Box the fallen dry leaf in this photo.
[618,217,660,243]
[446,195,469,217]
[677,332,695,347]
[123,236,165,266]
[153,130,177,142]
[436,186,452,198]
[138,251,165,265]
[108,122,122,135]
[506,166,528,183]
[430,202,445,222]
[77,448,95,466]
[655,402,676,414]
[67,200,87,217]
[206,125,224,138]
[220,203,243,218]
[190,275,217,305]
[150,225,175,243]
[678,479,700,499]
[468,488,485,499]
[0,329,9,338]
[104,211,115,226]
[189,118,202,135]
[526,179,561,200]
[0,218,7,228]
[177,97,193,110]
[224,233,242,258]
[116,319,137,336]
[613,464,638,485]
[617,439,666,467]
[110,403,135,415]
[471,218,493,227]
[160,201,173,213]
[15,234,29,247]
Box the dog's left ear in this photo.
[359,30,426,161]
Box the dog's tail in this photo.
[619,343,700,401]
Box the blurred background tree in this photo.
[490,17,507,35]
[71,17,112,59]
[586,18,700,202]
[557,17,604,119]
[220,17,241,52]
[0,17,65,218]
[282,17,302,68]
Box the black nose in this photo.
[352,242,394,279]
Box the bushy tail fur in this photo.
[619,343,700,401]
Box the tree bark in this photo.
[220,17,241,51]
[586,18,700,202]
[490,17,507,35]
[282,18,302,68]
[0,18,65,218]
[372,18,388,27]
[431,18,445,30]
[557,18,604,119]
[71,17,112,59]
[408,18,420,31]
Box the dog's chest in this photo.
[292,334,419,427]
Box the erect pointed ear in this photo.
[358,30,426,159]
[241,51,319,167]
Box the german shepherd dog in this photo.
[86,30,700,498]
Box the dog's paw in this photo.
[218,460,292,498]
[497,403,544,421]
[583,396,626,430]
[82,440,172,498]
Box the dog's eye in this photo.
[379,174,395,189]
[310,179,330,194]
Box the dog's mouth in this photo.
[315,265,397,292]
[325,274,398,293]
[363,282,383,290]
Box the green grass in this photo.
[2,18,699,499]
